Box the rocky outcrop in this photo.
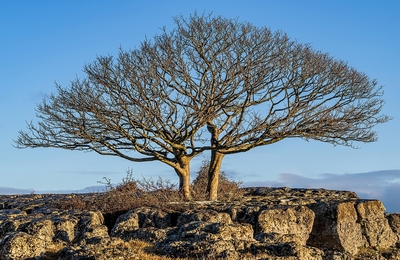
[357,200,397,248]
[387,213,400,243]
[308,201,366,255]
[0,188,399,259]
[157,217,255,259]
[257,206,314,246]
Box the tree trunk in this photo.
[176,170,184,191]
[206,121,223,201]
[207,151,225,201]
[174,157,192,201]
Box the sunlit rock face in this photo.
[0,188,400,259]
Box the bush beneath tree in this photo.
[57,160,245,215]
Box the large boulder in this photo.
[307,201,366,255]
[253,205,322,260]
[257,205,314,246]
[356,200,397,248]
[308,200,398,256]
[110,210,139,237]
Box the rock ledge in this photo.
[0,187,399,259]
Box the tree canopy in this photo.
[15,13,390,200]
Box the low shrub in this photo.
[191,159,245,201]
[56,160,243,215]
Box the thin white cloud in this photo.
[243,170,400,213]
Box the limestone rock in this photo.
[229,205,262,226]
[0,208,109,259]
[387,213,400,242]
[52,214,80,243]
[308,199,398,256]
[257,205,314,246]
[0,210,30,239]
[0,188,399,259]
[134,207,174,229]
[308,201,366,255]
[127,227,171,243]
[251,240,324,259]
[58,236,141,260]
[156,221,254,258]
[0,209,27,225]
[0,232,43,260]
[356,200,397,248]
[177,209,232,226]
[111,210,139,237]
[111,207,176,243]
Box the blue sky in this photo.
[1,1,399,211]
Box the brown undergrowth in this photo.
[56,160,245,215]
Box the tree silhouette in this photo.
[15,13,390,200]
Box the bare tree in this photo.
[174,15,391,200]
[15,13,390,201]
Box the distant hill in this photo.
[0,187,33,195]
[0,186,106,195]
